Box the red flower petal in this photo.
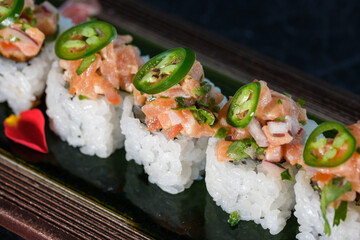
[3,109,48,153]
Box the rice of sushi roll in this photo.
[0,0,62,114]
[120,48,225,194]
[205,80,307,234]
[46,20,144,158]
[294,120,360,240]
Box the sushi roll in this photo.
[0,0,61,114]
[46,21,144,158]
[120,48,225,194]
[205,80,307,234]
[294,121,360,240]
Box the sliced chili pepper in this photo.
[0,0,24,28]
[76,53,96,75]
[226,82,261,128]
[133,48,195,94]
[303,121,356,168]
[55,20,116,60]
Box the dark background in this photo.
[1,0,360,238]
[138,0,360,95]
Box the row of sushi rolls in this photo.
[0,0,359,239]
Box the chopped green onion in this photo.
[295,163,302,169]
[196,100,210,108]
[8,35,19,42]
[192,81,212,96]
[283,92,292,98]
[280,169,294,181]
[147,95,156,102]
[175,96,185,107]
[226,138,261,161]
[274,116,286,122]
[277,99,282,104]
[78,95,88,100]
[299,120,307,126]
[215,127,228,139]
[297,98,306,107]
[172,106,215,126]
[228,211,240,227]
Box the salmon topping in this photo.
[60,37,144,105]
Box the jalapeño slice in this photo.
[226,82,261,128]
[303,121,356,168]
[0,0,24,27]
[133,48,195,94]
[55,21,117,60]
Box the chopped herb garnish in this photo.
[175,96,185,107]
[333,201,347,227]
[193,81,212,96]
[320,177,352,235]
[215,127,228,139]
[277,99,283,104]
[299,120,307,126]
[212,105,220,113]
[227,138,261,161]
[295,163,302,169]
[196,100,210,108]
[297,98,306,107]
[283,92,292,98]
[172,106,215,125]
[274,116,286,122]
[147,95,156,102]
[159,96,170,99]
[281,169,294,181]
[312,182,320,190]
[8,35,19,42]
[78,95,88,100]
[228,211,240,227]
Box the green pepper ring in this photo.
[55,21,117,60]
[226,82,261,128]
[133,48,195,94]
[0,0,24,28]
[303,121,357,168]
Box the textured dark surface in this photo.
[138,0,360,95]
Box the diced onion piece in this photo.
[247,118,268,147]
[261,160,284,180]
[268,121,289,134]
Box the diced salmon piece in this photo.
[216,141,233,162]
[262,125,293,146]
[116,45,144,92]
[0,26,44,61]
[283,141,303,165]
[265,145,283,162]
[60,36,143,105]
[312,172,333,183]
[141,98,177,119]
[146,118,162,131]
[163,124,183,139]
